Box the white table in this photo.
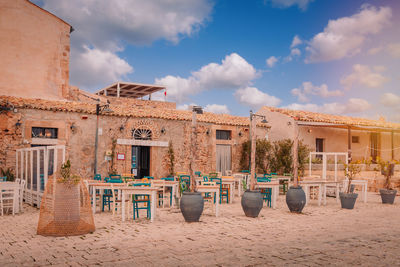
[255,182,280,209]
[196,185,220,217]
[299,180,340,206]
[151,180,179,208]
[196,177,235,203]
[0,182,21,214]
[343,179,368,203]
[120,187,159,222]
[233,173,246,196]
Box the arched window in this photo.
[132,128,152,140]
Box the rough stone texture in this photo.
[0,193,399,266]
[0,0,72,100]
[106,96,176,110]
[0,108,260,180]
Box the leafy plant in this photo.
[57,160,80,186]
[344,163,361,193]
[0,167,15,181]
[379,161,395,190]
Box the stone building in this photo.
[258,106,400,163]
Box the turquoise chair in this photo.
[109,174,121,180]
[131,183,151,220]
[179,175,191,193]
[144,176,154,180]
[257,177,271,207]
[102,179,123,212]
[210,178,229,204]
[0,176,7,182]
[94,174,102,181]
[195,171,201,177]
[39,174,45,190]
[241,170,249,173]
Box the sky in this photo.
[33,0,400,121]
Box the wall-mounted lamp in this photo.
[206,129,210,135]
[119,125,125,132]
[161,127,166,134]
[15,120,22,128]
[308,129,312,133]
[70,123,76,133]
[238,131,243,137]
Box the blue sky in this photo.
[34,0,400,121]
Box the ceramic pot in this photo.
[241,190,263,218]
[339,192,358,209]
[286,186,306,213]
[180,192,204,222]
[379,189,397,204]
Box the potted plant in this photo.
[379,161,397,204]
[340,163,361,209]
[180,109,204,222]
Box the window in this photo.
[315,138,324,159]
[216,130,231,140]
[352,136,359,143]
[132,128,152,140]
[31,127,58,139]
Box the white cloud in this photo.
[177,103,197,110]
[291,35,302,48]
[266,56,278,67]
[341,64,389,90]
[71,46,133,89]
[234,86,281,109]
[291,82,342,102]
[268,0,315,10]
[155,53,257,103]
[305,5,392,63]
[37,0,212,90]
[283,98,370,114]
[285,48,302,62]
[380,93,400,106]
[368,46,383,55]
[204,104,230,114]
[387,43,400,58]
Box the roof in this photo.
[0,95,267,127]
[260,106,400,130]
[96,82,165,99]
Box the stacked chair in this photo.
[257,175,272,207]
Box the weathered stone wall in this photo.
[0,108,258,179]
[0,0,71,100]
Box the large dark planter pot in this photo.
[241,190,263,218]
[180,192,204,222]
[379,189,397,204]
[286,186,306,213]
[339,192,358,209]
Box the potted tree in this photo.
[379,161,397,204]
[180,109,204,222]
[340,163,361,209]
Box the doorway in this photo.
[316,138,324,160]
[370,132,379,162]
[131,146,150,179]
[216,145,231,176]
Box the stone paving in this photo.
[0,193,400,266]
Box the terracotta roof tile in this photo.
[0,95,265,127]
[261,106,400,130]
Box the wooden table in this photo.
[195,177,235,203]
[196,185,220,217]
[299,180,340,206]
[255,182,280,209]
[151,180,179,208]
[343,179,368,203]
[120,187,159,222]
[0,182,21,214]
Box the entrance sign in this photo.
[117,139,168,147]
[117,153,125,160]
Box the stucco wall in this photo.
[0,0,71,100]
[258,109,295,142]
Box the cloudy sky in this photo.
[33,0,400,121]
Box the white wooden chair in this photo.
[0,187,16,216]
[110,184,130,217]
[19,180,26,212]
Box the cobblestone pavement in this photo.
[0,193,399,266]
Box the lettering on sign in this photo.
[117,139,168,147]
